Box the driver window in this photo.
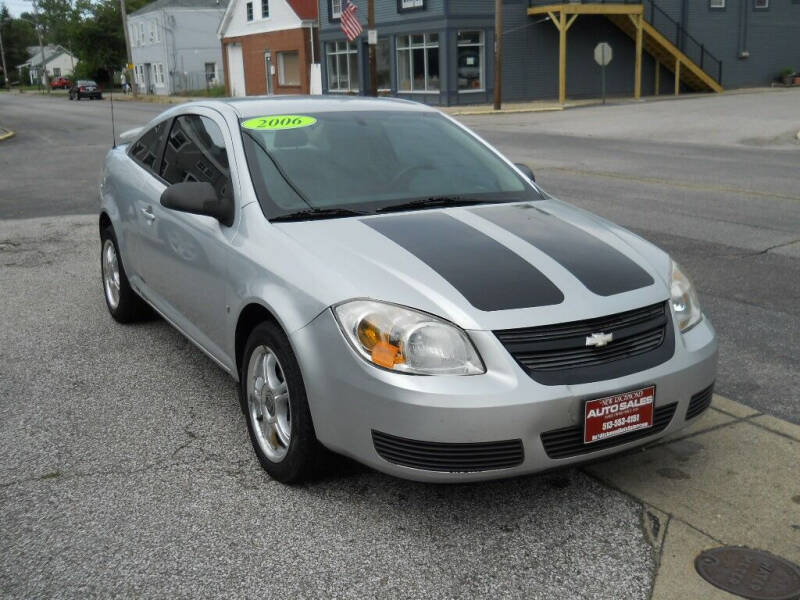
[160,115,233,204]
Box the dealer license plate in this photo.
[584,385,655,444]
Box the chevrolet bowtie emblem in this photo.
[586,332,613,347]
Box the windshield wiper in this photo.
[270,207,369,222]
[376,196,501,214]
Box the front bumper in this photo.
[291,309,718,483]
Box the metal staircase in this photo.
[606,0,723,93]
[527,0,724,102]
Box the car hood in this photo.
[272,199,672,331]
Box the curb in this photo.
[0,128,15,142]
[447,105,565,116]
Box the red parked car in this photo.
[50,76,71,89]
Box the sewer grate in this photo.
[695,546,800,600]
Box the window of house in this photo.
[331,0,342,18]
[160,115,232,205]
[261,0,269,18]
[129,120,168,175]
[326,41,359,92]
[754,0,768,7]
[278,51,300,86]
[709,0,725,7]
[205,62,217,83]
[130,24,138,46]
[154,63,165,86]
[139,23,145,44]
[153,20,160,42]
[457,31,484,91]
[246,1,254,21]
[396,33,439,92]
[376,38,390,90]
[53,67,61,77]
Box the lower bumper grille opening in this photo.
[540,403,678,459]
[686,383,715,420]
[372,431,524,472]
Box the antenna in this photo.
[110,69,117,148]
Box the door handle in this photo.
[141,206,156,222]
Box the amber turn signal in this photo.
[371,341,403,368]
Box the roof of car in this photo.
[205,95,438,118]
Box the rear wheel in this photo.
[240,321,322,483]
[100,226,149,323]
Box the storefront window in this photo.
[326,41,359,92]
[457,31,484,91]
[396,33,439,92]
[376,38,390,90]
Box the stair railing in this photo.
[527,0,723,83]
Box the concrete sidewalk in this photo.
[588,394,800,599]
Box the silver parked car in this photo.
[99,97,717,483]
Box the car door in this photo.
[118,119,170,287]
[138,109,240,366]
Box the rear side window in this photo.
[129,121,168,175]
[160,115,232,203]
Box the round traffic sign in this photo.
[594,42,613,66]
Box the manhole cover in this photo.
[695,546,800,600]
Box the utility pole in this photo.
[120,0,137,97]
[493,0,502,110]
[367,0,376,96]
[0,13,10,90]
[31,0,49,93]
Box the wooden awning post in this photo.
[633,13,642,99]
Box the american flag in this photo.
[340,1,363,42]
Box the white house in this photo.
[16,45,77,84]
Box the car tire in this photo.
[100,226,149,323]
[69,93,73,100]
[240,321,322,483]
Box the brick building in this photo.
[218,0,318,96]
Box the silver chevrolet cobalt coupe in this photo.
[99,97,717,483]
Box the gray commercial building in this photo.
[318,0,800,105]
[129,0,229,95]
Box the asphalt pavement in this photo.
[1,89,798,598]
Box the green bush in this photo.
[177,84,227,98]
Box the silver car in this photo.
[99,97,717,483]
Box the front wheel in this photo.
[240,321,322,483]
[100,226,149,323]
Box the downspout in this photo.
[737,0,749,58]
[162,8,170,94]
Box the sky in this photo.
[3,0,33,18]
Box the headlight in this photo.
[333,300,485,375]
[670,261,702,332]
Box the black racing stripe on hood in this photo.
[363,213,564,311]
[473,204,654,296]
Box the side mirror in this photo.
[514,163,536,182]
[160,181,234,227]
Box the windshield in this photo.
[240,110,544,220]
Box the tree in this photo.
[68,0,151,83]
[0,4,38,83]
